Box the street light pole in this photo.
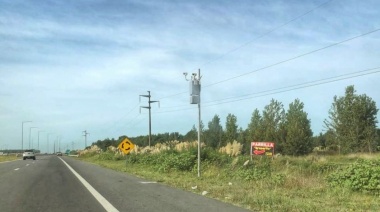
[47,133,54,154]
[21,121,32,151]
[29,127,38,149]
[38,130,45,151]
[83,131,89,149]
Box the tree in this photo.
[205,114,223,149]
[237,127,248,154]
[225,113,238,143]
[184,125,198,142]
[283,99,313,155]
[246,109,263,154]
[261,99,286,153]
[246,109,263,141]
[324,85,378,153]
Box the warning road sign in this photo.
[118,137,135,154]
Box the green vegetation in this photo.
[325,85,378,153]
[78,148,380,211]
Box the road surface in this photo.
[0,155,250,212]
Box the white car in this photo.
[23,150,36,160]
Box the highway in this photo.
[0,155,250,212]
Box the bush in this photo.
[158,151,196,172]
[236,157,272,181]
[201,147,232,167]
[327,159,380,194]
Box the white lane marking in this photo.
[58,157,119,212]
[140,181,157,184]
[26,164,30,166]
[14,168,20,171]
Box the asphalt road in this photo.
[0,155,250,212]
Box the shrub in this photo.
[158,151,197,172]
[327,159,380,194]
[236,157,272,181]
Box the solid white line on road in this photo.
[140,181,157,184]
[58,157,119,212]
[14,168,20,171]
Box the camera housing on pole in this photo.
[183,69,202,177]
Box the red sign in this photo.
[251,142,275,156]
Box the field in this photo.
[78,146,380,212]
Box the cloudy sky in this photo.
[1,0,379,152]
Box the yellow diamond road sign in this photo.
[118,138,135,154]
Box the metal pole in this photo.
[38,131,45,151]
[183,69,202,177]
[140,91,159,147]
[197,69,201,177]
[47,133,54,154]
[148,91,152,147]
[29,127,37,149]
[21,121,32,151]
[83,130,89,149]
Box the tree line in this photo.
[93,85,379,156]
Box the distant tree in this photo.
[283,99,313,155]
[169,132,181,141]
[261,99,286,153]
[205,114,223,149]
[324,85,378,153]
[312,133,324,149]
[246,109,263,141]
[225,113,238,143]
[184,125,198,142]
[246,109,263,153]
[237,127,247,154]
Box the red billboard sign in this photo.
[251,142,275,156]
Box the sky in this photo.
[1,0,379,153]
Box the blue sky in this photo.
[1,0,379,152]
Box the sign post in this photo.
[118,137,135,168]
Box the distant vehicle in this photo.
[56,152,63,156]
[23,150,36,160]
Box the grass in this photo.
[0,154,19,162]
[77,151,380,211]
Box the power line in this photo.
[159,27,380,110]
[204,27,380,88]
[157,0,335,101]
[154,66,380,114]
[103,103,140,133]
[158,27,380,102]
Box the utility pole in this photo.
[139,91,160,147]
[83,130,89,149]
[184,69,202,177]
